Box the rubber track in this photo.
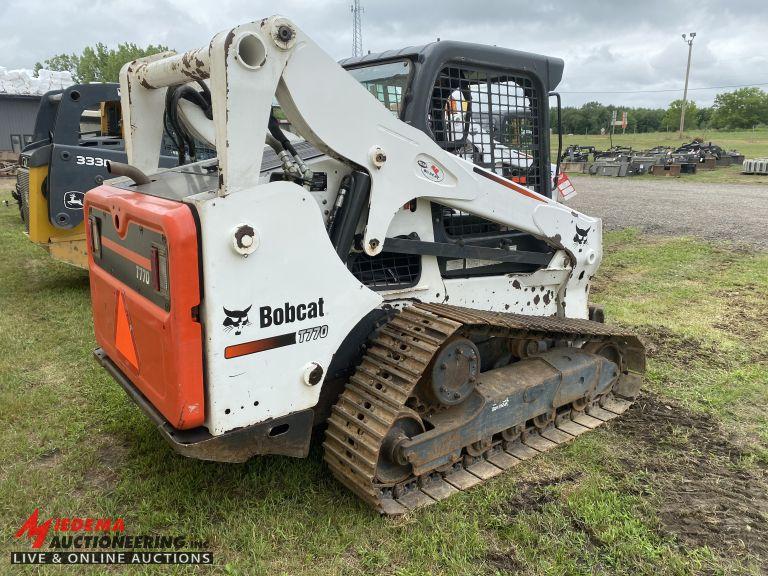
[323,303,642,514]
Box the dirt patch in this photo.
[34,447,61,469]
[498,471,583,517]
[631,324,724,368]
[485,549,524,573]
[82,437,129,493]
[713,286,768,361]
[611,393,768,569]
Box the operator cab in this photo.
[340,42,563,287]
[15,85,133,267]
[17,85,125,230]
[342,41,562,197]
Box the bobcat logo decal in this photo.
[573,225,591,245]
[223,306,252,335]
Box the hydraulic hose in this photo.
[170,87,199,161]
[106,161,151,185]
[268,113,298,157]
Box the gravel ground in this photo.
[566,175,768,249]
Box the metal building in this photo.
[0,94,41,154]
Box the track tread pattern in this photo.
[323,303,644,514]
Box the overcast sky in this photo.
[1,0,766,108]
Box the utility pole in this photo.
[679,32,696,138]
[351,0,363,57]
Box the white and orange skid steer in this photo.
[85,16,644,514]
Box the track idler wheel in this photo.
[509,338,547,358]
[376,410,425,484]
[425,337,479,406]
[583,341,622,379]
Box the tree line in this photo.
[34,43,170,84]
[553,88,768,134]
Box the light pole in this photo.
[679,32,696,138]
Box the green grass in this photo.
[595,229,768,450]
[0,182,766,575]
[551,128,768,184]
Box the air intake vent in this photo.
[17,168,30,232]
[348,251,420,290]
[440,207,510,239]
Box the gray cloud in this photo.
[1,0,766,108]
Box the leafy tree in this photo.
[662,99,699,131]
[581,101,610,134]
[632,108,665,133]
[711,87,768,129]
[695,106,713,128]
[33,54,78,77]
[35,42,171,83]
[554,104,666,135]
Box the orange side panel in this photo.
[85,185,204,430]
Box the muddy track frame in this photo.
[324,303,646,514]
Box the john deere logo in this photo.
[63,191,84,210]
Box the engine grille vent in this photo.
[17,168,30,232]
[348,251,420,290]
[441,208,510,239]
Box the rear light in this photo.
[150,245,169,294]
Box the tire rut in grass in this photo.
[486,550,524,573]
[485,472,585,572]
[713,285,768,362]
[633,324,724,368]
[501,471,583,516]
[611,393,768,569]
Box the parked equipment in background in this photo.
[560,144,594,163]
[14,84,127,267]
[593,146,632,161]
[14,83,213,268]
[86,18,645,514]
[570,138,744,179]
[650,164,681,177]
[743,159,768,175]
[675,139,744,166]
[1,160,18,177]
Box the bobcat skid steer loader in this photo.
[85,17,645,514]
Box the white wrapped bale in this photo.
[0,67,74,95]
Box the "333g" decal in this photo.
[76,155,107,167]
